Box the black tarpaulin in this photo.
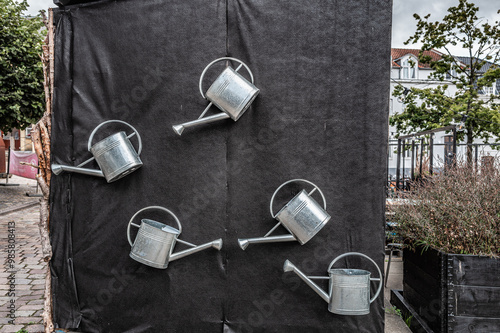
[50,0,391,332]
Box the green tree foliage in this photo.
[391,0,500,163]
[0,0,45,133]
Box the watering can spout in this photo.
[51,164,105,178]
[51,163,64,175]
[212,238,223,251]
[238,239,250,250]
[237,234,296,250]
[283,260,330,304]
[172,112,231,136]
[172,124,185,136]
[169,238,223,262]
[283,259,295,272]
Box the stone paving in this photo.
[0,206,45,333]
[0,175,40,214]
[384,255,412,333]
[0,174,45,333]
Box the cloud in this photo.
[25,0,55,16]
[393,0,500,56]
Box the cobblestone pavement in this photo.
[0,175,40,215]
[1,175,45,333]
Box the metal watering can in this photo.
[51,120,143,183]
[127,206,223,269]
[238,179,330,250]
[172,57,259,135]
[283,252,382,315]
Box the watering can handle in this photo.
[87,120,143,155]
[126,206,182,247]
[199,57,255,100]
[269,179,327,218]
[327,252,383,304]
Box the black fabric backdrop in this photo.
[50,0,391,332]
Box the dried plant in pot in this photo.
[389,158,500,333]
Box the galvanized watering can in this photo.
[127,206,223,269]
[172,57,259,135]
[238,179,330,250]
[51,120,143,183]
[283,252,382,315]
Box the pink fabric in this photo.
[9,151,38,179]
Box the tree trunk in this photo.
[34,8,55,333]
[466,128,473,168]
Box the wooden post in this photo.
[411,140,415,181]
[396,139,401,190]
[33,8,55,333]
[401,140,406,189]
[429,135,434,175]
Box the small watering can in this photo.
[51,120,143,183]
[283,252,382,315]
[172,57,259,135]
[127,206,223,269]
[238,179,330,250]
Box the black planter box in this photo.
[402,246,500,333]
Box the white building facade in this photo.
[388,48,499,179]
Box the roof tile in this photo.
[391,48,443,68]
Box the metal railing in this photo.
[387,126,500,195]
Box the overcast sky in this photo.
[25,0,500,57]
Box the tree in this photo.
[0,0,45,134]
[391,0,500,164]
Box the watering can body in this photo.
[328,268,372,315]
[238,179,330,250]
[129,219,179,269]
[127,206,223,269]
[206,67,259,121]
[172,57,259,135]
[90,131,142,182]
[51,120,143,183]
[283,252,382,315]
[276,189,330,245]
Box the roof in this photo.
[455,56,498,74]
[457,56,500,94]
[391,48,444,69]
[391,49,499,94]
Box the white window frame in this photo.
[483,85,494,95]
[446,67,457,81]
[476,73,498,95]
[25,125,33,138]
[401,56,418,79]
[481,80,497,95]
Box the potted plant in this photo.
[388,158,500,333]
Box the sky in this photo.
[392,0,500,56]
[25,0,500,57]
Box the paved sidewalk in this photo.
[0,175,40,215]
[0,172,45,333]
[384,254,412,333]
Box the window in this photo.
[401,57,417,79]
[483,85,494,95]
[405,147,412,158]
[389,98,393,115]
[480,79,497,95]
[25,125,33,138]
[446,68,457,80]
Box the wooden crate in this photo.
[403,246,500,333]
